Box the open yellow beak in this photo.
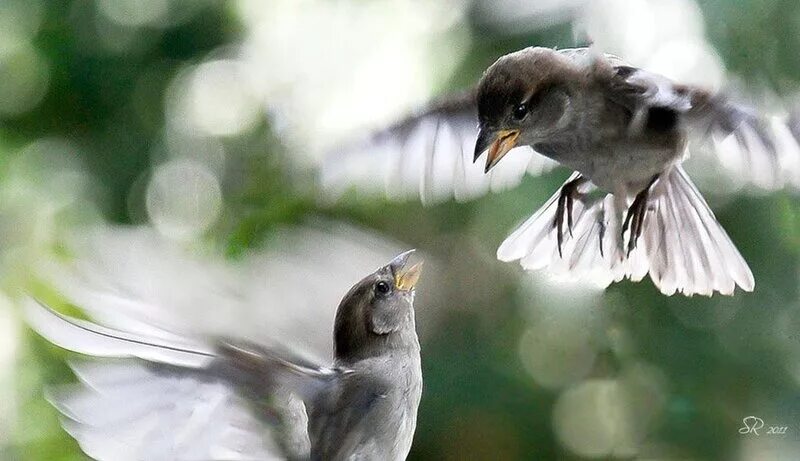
[395,261,423,291]
[484,129,519,173]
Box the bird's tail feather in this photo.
[497,172,636,287]
[643,166,754,296]
[497,167,754,296]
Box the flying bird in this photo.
[26,249,424,461]
[322,46,800,296]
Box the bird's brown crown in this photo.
[477,47,575,125]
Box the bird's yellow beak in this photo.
[481,129,519,173]
[388,249,423,291]
[395,261,423,291]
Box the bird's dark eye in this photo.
[512,103,528,121]
[375,281,391,295]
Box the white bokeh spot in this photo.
[146,159,223,240]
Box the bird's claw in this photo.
[621,175,659,257]
[553,175,587,258]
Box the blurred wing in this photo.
[320,90,558,205]
[50,362,284,461]
[24,298,285,461]
[39,223,410,362]
[608,64,800,190]
[686,91,800,190]
[25,298,214,368]
[607,65,694,115]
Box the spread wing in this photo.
[686,90,800,189]
[607,63,800,190]
[320,89,558,205]
[25,298,286,461]
[26,298,357,461]
[38,223,409,362]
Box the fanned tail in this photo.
[497,167,754,296]
[644,166,754,296]
[497,173,643,288]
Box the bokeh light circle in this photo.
[553,379,638,458]
[184,60,262,137]
[0,45,49,116]
[518,324,596,389]
[97,0,170,28]
[146,159,223,240]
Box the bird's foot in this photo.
[621,175,659,257]
[553,175,588,258]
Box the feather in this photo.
[643,166,754,296]
[52,363,282,461]
[499,166,753,296]
[499,172,625,288]
[24,299,214,368]
[320,91,557,204]
[26,298,302,460]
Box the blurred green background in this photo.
[1,0,800,460]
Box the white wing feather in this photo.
[25,298,283,461]
[321,96,557,205]
[50,362,282,461]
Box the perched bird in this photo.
[26,249,424,461]
[323,46,800,296]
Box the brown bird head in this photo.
[333,250,422,362]
[475,47,577,172]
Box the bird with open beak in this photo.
[322,46,800,296]
[26,250,424,461]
